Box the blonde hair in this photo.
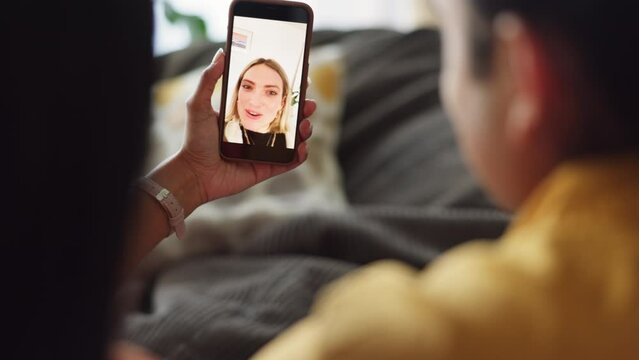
[225,58,291,134]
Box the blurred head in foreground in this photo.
[431,0,639,210]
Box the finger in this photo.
[299,118,313,141]
[296,141,309,163]
[192,49,226,107]
[303,99,317,118]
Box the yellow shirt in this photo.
[254,154,639,360]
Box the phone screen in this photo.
[220,1,313,164]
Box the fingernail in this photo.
[212,48,224,64]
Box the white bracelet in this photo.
[136,177,186,240]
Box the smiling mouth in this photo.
[244,109,263,120]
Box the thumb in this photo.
[192,48,225,107]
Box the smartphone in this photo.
[219,0,314,165]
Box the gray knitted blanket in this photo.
[124,29,511,360]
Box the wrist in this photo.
[146,153,205,217]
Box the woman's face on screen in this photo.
[237,64,285,133]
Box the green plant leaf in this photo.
[163,1,209,43]
[291,90,300,106]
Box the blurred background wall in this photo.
[155,0,437,55]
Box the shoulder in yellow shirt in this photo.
[254,153,639,360]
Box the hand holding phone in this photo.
[219,0,314,164]
[170,47,315,210]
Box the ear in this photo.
[493,13,554,150]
